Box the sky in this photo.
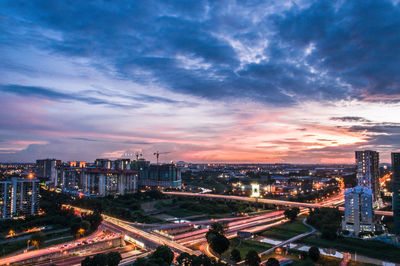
[1,0,400,164]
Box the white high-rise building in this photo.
[355,150,380,203]
[342,186,377,236]
[0,177,40,219]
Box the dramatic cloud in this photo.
[0,0,400,163]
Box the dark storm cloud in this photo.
[274,0,400,99]
[5,0,399,105]
[330,116,371,122]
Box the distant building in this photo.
[82,168,137,196]
[55,165,84,191]
[36,159,61,184]
[137,163,182,188]
[95,159,112,169]
[355,150,380,203]
[392,153,400,235]
[0,177,39,219]
[342,186,377,236]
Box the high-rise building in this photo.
[55,165,84,191]
[36,159,61,184]
[136,163,182,188]
[95,159,112,169]
[355,150,380,202]
[392,153,400,235]
[0,177,40,219]
[342,186,377,236]
[82,168,137,196]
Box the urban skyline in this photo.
[1,0,400,164]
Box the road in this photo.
[63,204,200,256]
[0,226,109,265]
[164,191,393,217]
[163,191,342,208]
[258,218,316,261]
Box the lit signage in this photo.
[251,183,260,198]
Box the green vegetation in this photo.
[43,189,164,224]
[81,251,122,266]
[283,207,300,222]
[176,252,227,266]
[260,216,310,240]
[133,245,225,266]
[245,249,261,266]
[307,207,341,240]
[206,222,230,255]
[308,246,320,262]
[158,197,261,218]
[230,248,241,262]
[222,238,273,260]
[29,231,46,248]
[299,235,400,263]
[70,211,102,239]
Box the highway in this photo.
[163,191,393,216]
[0,226,112,265]
[63,204,200,256]
[163,191,342,208]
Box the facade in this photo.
[392,153,400,235]
[342,186,376,236]
[82,168,137,196]
[0,177,39,219]
[137,163,182,188]
[55,165,84,191]
[36,159,61,184]
[355,150,380,202]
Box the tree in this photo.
[81,256,93,266]
[245,250,260,266]
[107,251,122,266]
[177,252,193,266]
[80,220,91,235]
[266,258,280,266]
[230,248,241,262]
[210,222,226,235]
[85,211,103,231]
[209,233,230,255]
[30,232,46,248]
[92,253,108,266]
[151,245,174,265]
[308,246,320,262]
[284,207,300,222]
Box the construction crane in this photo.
[153,151,170,165]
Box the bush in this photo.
[230,248,241,262]
[245,250,260,266]
[308,246,320,262]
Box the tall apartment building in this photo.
[342,186,377,236]
[355,150,380,202]
[0,177,40,219]
[136,163,182,188]
[82,168,137,196]
[36,159,61,184]
[392,153,400,235]
[55,165,84,191]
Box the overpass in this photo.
[63,204,200,256]
[163,192,393,216]
[163,191,339,208]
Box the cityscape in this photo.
[1,1,400,266]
